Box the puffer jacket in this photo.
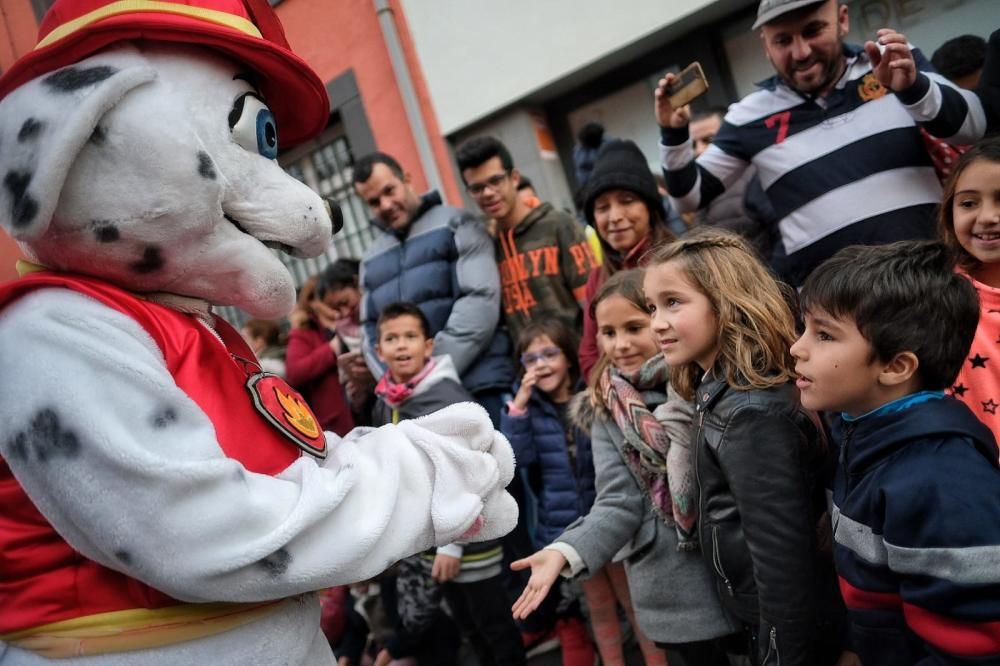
[360,191,513,394]
[500,389,595,546]
[692,373,844,666]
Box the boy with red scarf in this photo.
[372,302,525,666]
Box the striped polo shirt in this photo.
[662,44,987,285]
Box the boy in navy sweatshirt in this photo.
[790,240,1000,665]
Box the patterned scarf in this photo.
[600,354,698,550]
[374,358,437,408]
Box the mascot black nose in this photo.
[324,198,344,234]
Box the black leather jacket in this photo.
[693,373,842,666]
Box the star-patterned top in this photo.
[950,273,1000,456]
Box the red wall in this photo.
[275,0,463,205]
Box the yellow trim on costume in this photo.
[15,260,48,277]
[392,407,400,425]
[35,0,262,51]
[1,599,289,658]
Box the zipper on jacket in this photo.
[710,525,734,596]
[842,421,857,492]
[762,626,779,665]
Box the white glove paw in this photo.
[398,403,518,544]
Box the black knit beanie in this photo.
[583,139,665,226]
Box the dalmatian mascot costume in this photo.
[0,0,517,662]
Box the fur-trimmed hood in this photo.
[568,389,604,435]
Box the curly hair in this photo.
[645,230,798,400]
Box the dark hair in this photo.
[690,107,727,123]
[315,258,360,300]
[516,175,534,192]
[353,151,404,184]
[938,136,1000,273]
[454,137,514,181]
[376,302,432,340]
[577,121,605,149]
[800,240,980,391]
[586,269,649,407]
[931,35,987,83]
[242,319,282,346]
[516,319,581,386]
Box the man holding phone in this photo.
[657,0,987,286]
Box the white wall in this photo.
[401,0,721,134]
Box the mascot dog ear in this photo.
[0,53,155,242]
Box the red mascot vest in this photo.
[0,273,326,634]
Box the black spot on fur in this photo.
[7,432,28,461]
[258,549,291,577]
[151,407,177,429]
[17,118,43,142]
[114,550,133,565]
[43,65,117,92]
[130,246,164,274]
[5,409,81,463]
[197,152,216,180]
[4,170,39,229]
[94,223,120,243]
[90,125,107,145]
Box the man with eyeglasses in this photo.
[455,136,597,344]
[352,151,513,426]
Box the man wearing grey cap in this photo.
[657,0,987,287]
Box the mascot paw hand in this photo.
[465,484,518,542]
[396,403,518,543]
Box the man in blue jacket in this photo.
[354,151,513,425]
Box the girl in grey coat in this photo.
[512,270,737,666]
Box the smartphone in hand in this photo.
[666,62,709,108]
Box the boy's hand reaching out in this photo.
[432,553,461,583]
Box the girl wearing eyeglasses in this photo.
[500,318,595,665]
[502,315,665,666]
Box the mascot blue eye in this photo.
[256,109,278,160]
[230,93,279,160]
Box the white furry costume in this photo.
[0,18,516,666]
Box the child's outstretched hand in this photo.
[512,368,538,410]
[510,549,567,619]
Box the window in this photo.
[282,125,375,265]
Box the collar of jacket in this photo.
[370,190,443,237]
[694,369,729,413]
[507,201,553,236]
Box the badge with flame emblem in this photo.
[246,373,326,458]
[858,73,888,102]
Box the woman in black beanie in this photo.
[578,139,675,380]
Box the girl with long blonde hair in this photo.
[643,230,844,666]
[512,269,737,666]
